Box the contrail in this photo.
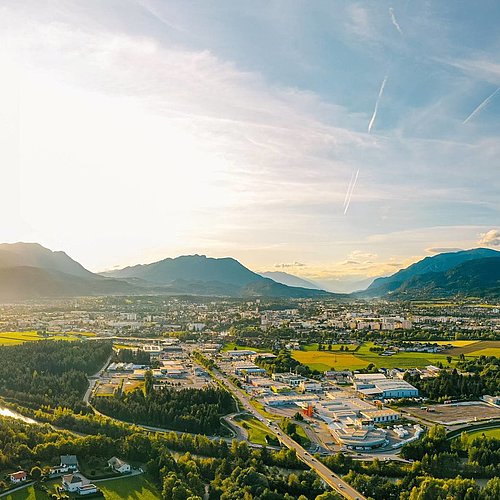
[463,87,500,124]
[368,75,388,133]
[344,169,359,215]
[389,7,403,35]
[343,170,356,209]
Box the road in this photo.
[210,367,367,500]
[83,353,113,404]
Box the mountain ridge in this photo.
[362,248,499,297]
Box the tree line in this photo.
[0,341,112,411]
[404,355,499,401]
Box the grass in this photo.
[294,424,311,447]
[4,475,160,500]
[463,427,500,439]
[293,351,369,371]
[98,474,160,499]
[235,415,273,445]
[222,343,267,352]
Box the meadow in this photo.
[464,427,500,439]
[234,414,272,445]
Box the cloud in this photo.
[478,229,500,247]
[347,250,378,263]
[275,262,306,268]
[426,247,464,254]
[388,7,403,35]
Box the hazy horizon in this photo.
[1,1,499,290]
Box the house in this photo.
[78,484,99,496]
[60,454,79,471]
[62,473,86,492]
[108,456,131,474]
[10,471,27,484]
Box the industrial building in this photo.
[354,373,419,399]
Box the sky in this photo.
[0,0,499,292]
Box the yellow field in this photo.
[0,331,95,346]
[433,340,477,347]
[468,348,500,357]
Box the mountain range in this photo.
[0,243,498,301]
[0,244,332,300]
[359,248,500,298]
[258,271,321,290]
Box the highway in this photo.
[210,367,368,500]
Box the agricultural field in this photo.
[292,340,500,372]
[448,340,500,357]
[4,474,160,500]
[0,331,95,346]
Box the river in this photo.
[0,406,38,424]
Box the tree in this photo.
[144,370,154,396]
[447,356,452,364]
[30,466,42,481]
[481,477,500,500]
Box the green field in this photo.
[292,340,500,372]
[98,475,160,499]
[462,427,500,440]
[235,414,273,445]
[4,474,160,500]
[0,331,95,346]
[222,343,268,352]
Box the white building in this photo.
[271,373,305,387]
[10,471,27,484]
[354,374,418,399]
[108,457,131,474]
[62,473,87,493]
[360,409,400,423]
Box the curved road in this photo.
[210,367,367,500]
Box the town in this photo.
[0,295,498,500]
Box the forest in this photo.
[0,414,335,500]
[255,350,320,378]
[92,377,235,435]
[404,356,499,401]
[0,340,112,411]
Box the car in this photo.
[338,483,344,489]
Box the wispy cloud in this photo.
[426,247,464,254]
[275,262,306,268]
[389,7,403,35]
